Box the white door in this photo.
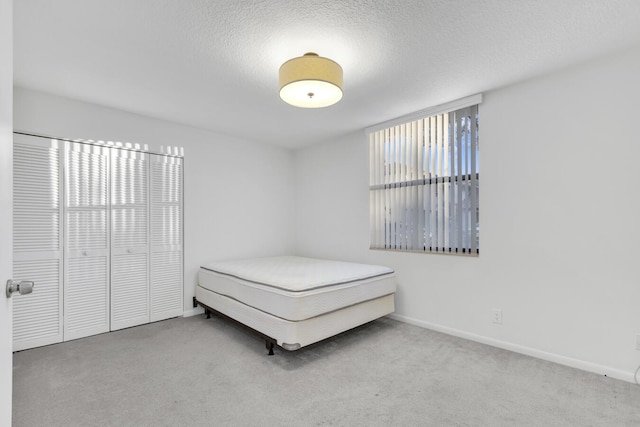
[64,142,111,341]
[111,149,150,330]
[0,132,13,426]
[1,0,13,423]
[12,135,64,351]
[150,154,183,321]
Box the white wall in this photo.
[13,87,296,314]
[295,45,640,382]
[0,0,13,424]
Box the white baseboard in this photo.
[388,313,636,384]
[182,307,204,318]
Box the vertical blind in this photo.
[369,102,480,255]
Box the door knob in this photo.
[6,280,35,298]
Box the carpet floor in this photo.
[12,315,640,426]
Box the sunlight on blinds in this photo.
[369,103,479,255]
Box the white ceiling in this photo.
[13,0,640,149]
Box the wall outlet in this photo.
[492,309,503,325]
[636,334,640,351]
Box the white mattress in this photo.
[198,256,396,321]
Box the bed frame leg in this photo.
[205,309,211,319]
[266,340,274,356]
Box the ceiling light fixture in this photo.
[279,52,343,108]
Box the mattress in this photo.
[198,256,396,321]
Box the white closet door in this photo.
[149,154,183,322]
[64,142,110,341]
[110,149,150,330]
[12,134,63,351]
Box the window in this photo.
[368,95,480,255]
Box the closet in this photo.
[12,133,183,351]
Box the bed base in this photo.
[194,296,277,355]
[195,284,395,355]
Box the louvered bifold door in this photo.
[12,134,64,351]
[149,154,183,322]
[64,142,110,341]
[110,149,150,330]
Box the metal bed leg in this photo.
[197,299,278,355]
[194,297,211,318]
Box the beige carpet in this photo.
[12,315,640,426]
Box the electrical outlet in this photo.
[636,334,640,351]
[492,309,503,325]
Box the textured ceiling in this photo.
[13,0,640,149]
